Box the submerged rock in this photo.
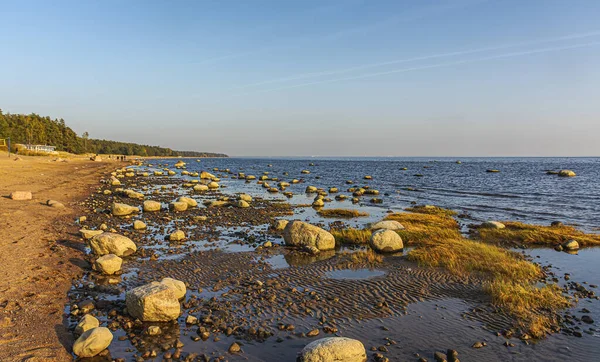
[370,229,403,253]
[125,283,180,322]
[371,220,404,231]
[299,337,366,362]
[73,327,113,358]
[283,221,335,251]
[89,233,137,256]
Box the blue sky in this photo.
[1,0,599,156]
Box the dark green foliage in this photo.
[0,109,227,157]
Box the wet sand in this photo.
[0,153,115,361]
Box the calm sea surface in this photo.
[170,156,600,230]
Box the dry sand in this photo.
[0,152,115,361]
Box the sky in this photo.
[1,0,600,157]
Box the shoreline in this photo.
[0,153,116,361]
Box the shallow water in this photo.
[173,157,600,230]
[73,157,600,361]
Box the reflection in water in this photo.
[325,268,387,280]
[283,250,336,266]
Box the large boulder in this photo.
[143,200,162,212]
[95,254,123,275]
[73,327,113,358]
[370,229,403,253]
[89,233,137,256]
[371,220,404,231]
[283,221,335,251]
[125,283,180,322]
[9,191,32,200]
[563,239,579,250]
[299,337,367,362]
[177,197,197,208]
[160,278,187,299]
[111,202,139,216]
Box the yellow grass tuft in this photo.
[331,228,372,245]
[385,211,461,245]
[337,249,383,268]
[407,239,541,281]
[317,208,369,218]
[485,280,571,338]
[475,221,600,247]
[405,205,458,217]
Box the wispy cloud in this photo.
[187,0,487,66]
[227,30,600,91]
[227,40,600,97]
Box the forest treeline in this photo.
[0,110,227,157]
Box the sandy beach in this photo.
[0,153,115,361]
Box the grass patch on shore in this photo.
[405,205,457,217]
[486,280,570,338]
[385,211,461,245]
[408,238,570,338]
[337,249,383,268]
[318,208,369,218]
[331,228,372,245]
[407,239,541,281]
[474,221,600,247]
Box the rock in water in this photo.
[160,277,187,299]
[371,220,405,231]
[177,196,197,207]
[89,233,137,256]
[481,221,505,229]
[111,202,139,216]
[200,171,216,179]
[558,170,576,177]
[208,181,219,189]
[370,229,403,253]
[169,230,186,241]
[143,200,162,212]
[9,191,32,200]
[563,240,579,250]
[95,254,123,275]
[193,184,209,192]
[74,314,99,335]
[236,200,250,208]
[299,337,367,362]
[73,327,113,358]
[126,283,180,322]
[133,220,147,230]
[169,201,188,212]
[283,221,335,251]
